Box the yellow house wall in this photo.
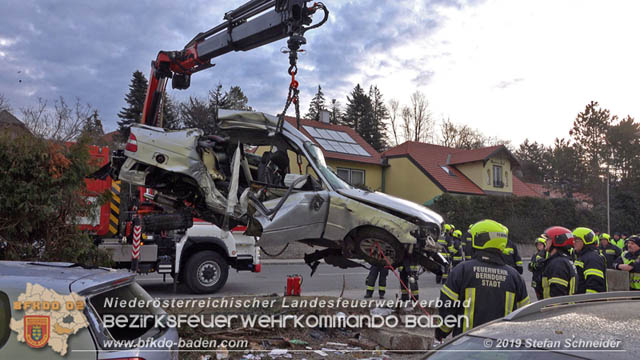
[384,157,443,205]
[455,156,513,193]
[326,158,383,191]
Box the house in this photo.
[382,141,541,205]
[0,110,31,137]
[281,116,384,190]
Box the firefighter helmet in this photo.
[600,233,610,241]
[535,236,546,245]
[444,224,452,232]
[573,227,597,246]
[452,230,462,239]
[470,219,508,251]
[544,226,574,248]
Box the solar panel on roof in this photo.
[303,125,371,157]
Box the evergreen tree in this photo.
[81,110,105,144]
[226,86,252,111]
[343,84,368,132]
[305,85,326,121]
[180,96,216,134]
[117,70,148,141]
[515,139,549,183]
[368,85,389,151]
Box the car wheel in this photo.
[354,228,404,266]
[184,251,229,294]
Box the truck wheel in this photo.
[354,228,404,267]
[184,251,228,294]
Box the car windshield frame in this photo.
[303,141,352,191]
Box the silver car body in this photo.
[0,261,178,360]
[118,110,444,262]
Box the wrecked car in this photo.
[105,110,446,272]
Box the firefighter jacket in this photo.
[436,250,530,340]
[613,250,640,290]
[611,237,624,250]
[502,240,523,274]
[541,250,577,298]
[437,235,450,259]
[575,246,607,294]
[462,231,473,261]
[528,249,547,291]
[448,237,464,265]
[599,243,621,269]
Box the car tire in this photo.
[354,228,405,267]
[184,251,229,294]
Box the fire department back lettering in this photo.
[473,266,508,287]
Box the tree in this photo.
[161,95,181,130]
[180,96,216,134]
[367,85,389,151]
[606,115,640,185]
[0,133,110,265]
[388,99,400,146]
[329,98,342,124]
[305,85,326,121]
[401,91,433,143]
[515,139,549,183]
[343,84,369,132]
[22,97,95,142]
[546,138,587,197]
[225,86,252,111]
[0,93,11,112]
[81,110,105,144]
[117,70,148,141]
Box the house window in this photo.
[337,167,365,186]
[493,165,504,187]
[440,165,456,176]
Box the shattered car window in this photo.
[304,141,351,191]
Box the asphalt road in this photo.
[139,261,535,301]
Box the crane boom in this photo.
[141,0,328,127]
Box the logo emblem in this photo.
[24,315,50,348]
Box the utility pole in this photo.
[607,168,610,235]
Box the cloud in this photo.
[494,77,524,89]
[0,0,478,131]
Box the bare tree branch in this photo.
[21,97,94,141]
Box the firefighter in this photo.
[528,236,548,300]
[448,230,464,269]
[599,233,621,269]
[436,224,453,284]
[613,235,640,290]
[435,219,529,341]
[398,258,420,300]
[501,225,524,274]
[462,225,474,261]
[572,227,607,294]
[541,226,577,298]
[364,264,388,299]
[612,233,624,250]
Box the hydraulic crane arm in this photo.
[141,0,329,127]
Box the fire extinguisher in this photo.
[285,274,303,296]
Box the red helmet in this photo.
[544,226,574,248]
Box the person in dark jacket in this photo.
[613,235,640,290]
[501,228,524,274]
[436,224,454,284]
[541,226,578,298]
[599,233,621,269]
[528,236,548,300]
[573,227,607,294]
[462,225,474,261]
[448,230,464,269]
[436,219,529,341]
[364,264,388,299]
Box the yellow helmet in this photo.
[444,224,452,232]
[452,230,462,238]
[470,219,508,251]
[535,237,546,245]
[572,227,597,246]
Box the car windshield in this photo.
[304,141,352,190]
[428,335,584,360]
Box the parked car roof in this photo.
[0,261,134,295]
[430,292,640,360]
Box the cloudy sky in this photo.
[1,0,639,146]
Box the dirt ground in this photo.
[166,295,436,360]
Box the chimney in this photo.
[319,109,330,123]
[446,154,451,165]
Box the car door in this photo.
[252,189,330,247]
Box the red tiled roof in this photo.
[512,177,544,197]
[101,130,118,144]
[448,145,516,165]
[383,141,485,195]
[284,116,382,165]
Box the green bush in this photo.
[430,193,603,244]
[0,134,111,266]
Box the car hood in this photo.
[337,188,444,226]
